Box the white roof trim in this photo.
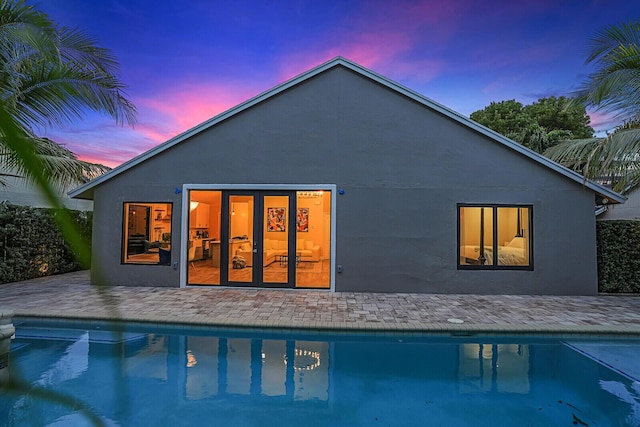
[69,56,625,204]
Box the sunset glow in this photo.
[38,0,636,167]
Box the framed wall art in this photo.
[267,207,286,232]
[297,208,309,232]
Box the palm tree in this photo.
[545,19,640,192]
[545,125,640,193]
[0,0,136,187]
[573,19,640,122]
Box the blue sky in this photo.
[36,0,638,167]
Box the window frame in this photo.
[457,203,533,271]
[122,201,173,266]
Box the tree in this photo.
[470,97,593,153]
[545,19,640,193]
[0,0,136,187]
[470,100,531,138]
[573,19,640,122]
[523,96,594,140]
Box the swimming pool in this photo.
[2,319,640,426]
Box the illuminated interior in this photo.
[187,190,331,288]
[122,202,173,264]
[459,206,531,267]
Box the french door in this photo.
[220,191,297,287]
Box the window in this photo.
[123,202,172,265]
[458,205,532,269]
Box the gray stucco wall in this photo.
[90,65,598,295]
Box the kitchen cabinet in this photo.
[192,203,210,228]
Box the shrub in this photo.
[0,203,92,283]
[596,220,640,293]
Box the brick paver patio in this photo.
[1,270,640,335]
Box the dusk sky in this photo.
[37,0,638,168]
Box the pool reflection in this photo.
[112,335,536,402]
[181,337,329,401]
[458,344,530,394]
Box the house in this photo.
[597,186,640,220]
[1,167,93,211]
[69,57,624,295]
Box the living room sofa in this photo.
[236,238,320,266]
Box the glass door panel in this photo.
[187,190,221,285]
[295,190,331,289]
[227,195,254,283]
[263,195,289,284]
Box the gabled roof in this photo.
[69,56,626,204]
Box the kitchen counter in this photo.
[203,239,221,267]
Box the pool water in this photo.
[2,319,640,426]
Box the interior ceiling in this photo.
[190,190,221,205]
[190,191,325,205]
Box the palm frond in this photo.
[0,0,57,50]
[0,0,137,131]
[585,20,640,63]
[573,19,640,121]
[545,129,640,193]
[56,26,120,76]
[0,0,135,189]
[5,60,136,130]
[1,135,109,189]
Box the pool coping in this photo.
[11,311,640,338]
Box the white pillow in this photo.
[507,237,525,249]
[278,240,288,250]
[305,240,314,250]
[240,243,251,251]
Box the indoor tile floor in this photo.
[1,270,640,335]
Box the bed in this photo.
[461,237,527,266]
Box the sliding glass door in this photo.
[187,189,331,289]
[221,191,295,287]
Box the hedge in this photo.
[0,203,92,284]
[597,220,640,293]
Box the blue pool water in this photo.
[2,319,640,426]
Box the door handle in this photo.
[253,249,258,253]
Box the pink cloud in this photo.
[276,0,462,84]
[133,80,263,144]
[588,110,619,134]
[48,126,151,168]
